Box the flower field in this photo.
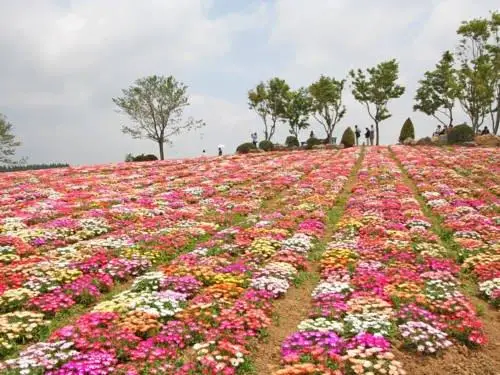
[0,147,498,375]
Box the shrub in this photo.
[399,118,415,143]
[128,154,158,162]
[0,163,69,172]
[258,140,274,151]
[448,124,474,144]
[236,142,257,154]
[341,127,355,148]
[416,137,433,146]
[285,136,299,148]
[306,137,322,149]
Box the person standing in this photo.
[354,125,361,146]
[251,132,258,147]
[364,127,370,146]
[218,147,223,156]
[370,125,375,146]
[310,130,315,139]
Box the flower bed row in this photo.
[0,149,360,373]
[0,152,343,357]
[423,147,500,195]
[392,146,499,306]
[273,147,486,375]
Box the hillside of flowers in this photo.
[0,147,498,375]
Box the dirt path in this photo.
[252,148,365,374]
[390,147,500,375]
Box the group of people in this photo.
[433,124,491,137]
[354,125,375,146]
[479,126,491,135]
[433,124,454,136]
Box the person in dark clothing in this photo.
[354,125,361,146]
[481,126,490,135]
[364,128,370,145]
[251,132,258,147]
[218,147,223,156]
[310,130,315,138]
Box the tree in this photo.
[113,75,204,160]
[456,12,498,133]
[248,78,290,141]
[349,59,405,145]
[399,117,415,143]
[281,88,313,139]
[487,11,499,134]
[309,76,346,143]
[0,114,21,165]
[414,51,460,126]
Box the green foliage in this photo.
[416,137,433,145]
[0,163,69,173]
[258,140,274,151]
[309,76,346,141]
[457,56,495,132]
[236,142,257,154]
[0,114,21,165]
[306,137,322,149]
[399,118,416,143]
[349,59,405,145]
[285,136,299,147]
[414,51,460,126]
[113,75,205,160]
[448,124,475,144]
[248,78,290,141]
[126,154,158,162]
[281,88,313,139]
[341,127,355,148]
[456,12,499,133]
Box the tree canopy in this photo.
[349,59,405,145]
[414,51,460,126]
[281,88,313,139]
[248,78,290,141]
[0,114,21,165]
[309,76,346,142]
[113,75,205,160]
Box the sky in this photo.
[0,0,498,165]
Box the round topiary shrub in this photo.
[236,142,257,154]
[448,124,474,144]
[416,137,433,146]
[399,118,415,143]
[341,127,355,148]
[133,154,158,162]
[285,136,299,148]
[306,137,322,149]
[258,140,274,151]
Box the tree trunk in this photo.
[158,141,165,160]
[494,96,500,135]
[375,122,380,146]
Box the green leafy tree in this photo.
[487,11,499,134]
[414,51,460,126]
[309,76,346,143]
[349,59,405,145]
[281,88,313,139]
[399,117,415,143]
[0,114,21,165]
[248,78,290,141]
[112,75,205,160]
[456,12,498,133]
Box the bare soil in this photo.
[252,276,317,374]
[395,299,500,375]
